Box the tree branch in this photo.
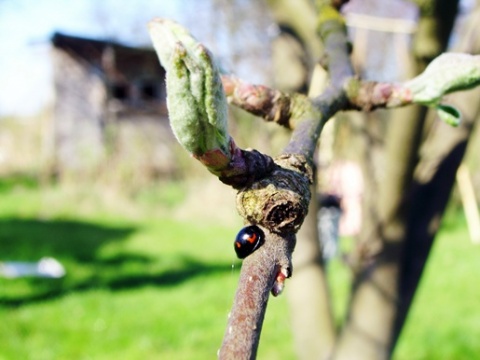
[224,52,480,130]
[147,10,480,359]
[218,230,295,359]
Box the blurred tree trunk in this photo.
[265,0,480,359]
[334,1,463,358]
[392,5,480,342]
[334,103,427,359]
[287,184,337,359]
[392,79,480,349]
[267,3,337,357]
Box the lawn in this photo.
[0,175,479,359]
[0,176,294,359]
[394,210,480,359]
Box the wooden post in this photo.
[456,163,480,244]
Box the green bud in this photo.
[148,19,230,160]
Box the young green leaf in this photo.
[405,53,480,105]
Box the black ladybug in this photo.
[234,225,265,259]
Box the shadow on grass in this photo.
[103,256,233,289]
[0,218,235,307]
[0,218,136,262]
[0,256,234,307]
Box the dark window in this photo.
[111,84,129,100]
[141,82,157,100]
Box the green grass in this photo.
[0,175,294,359]
[0,174,479,359]
[394,212,480,360]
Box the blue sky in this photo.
[0,0,185,116]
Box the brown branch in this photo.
[223,76,412,120]
[222,76,293,128]
[219,229,295,359]
[219,5,354,358]
[344,80,413,111]
[214,140,276,190]
[222,75,316,130]
[236,154,313,234]
[219,154,313,358]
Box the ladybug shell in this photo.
[234,225,264,259]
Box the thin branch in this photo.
[222,75,295,129]
[218,230,295,359]
[225,53,480,129]
[220,6,354,359]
